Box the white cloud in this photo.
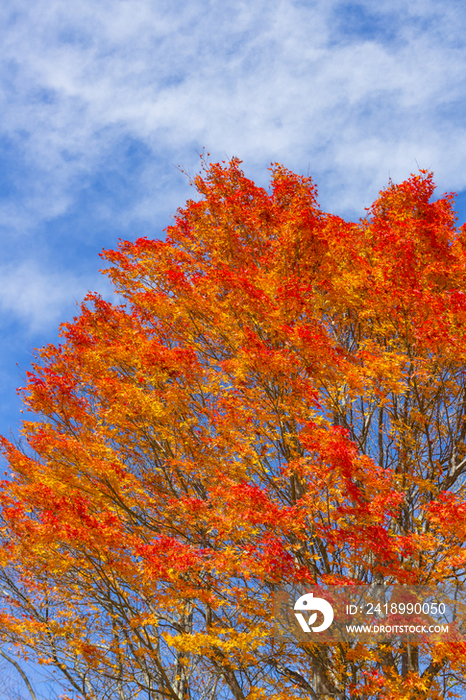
[0,261,117,333]
[0,0,464,231]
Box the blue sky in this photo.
[1,0,466,692]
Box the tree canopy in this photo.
[2,158,466,699]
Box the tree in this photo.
[1,157,466,699]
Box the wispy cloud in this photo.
[1,0,465,234]
[0,260,115,333]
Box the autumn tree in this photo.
[2,158,466,699]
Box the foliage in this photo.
[2,158,466,698]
